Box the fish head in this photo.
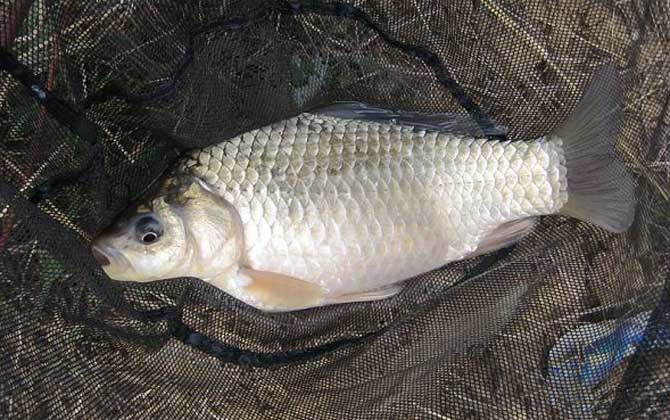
[91,177,244,283]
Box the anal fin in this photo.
[470,218,538,258]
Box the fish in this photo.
[91,64,636,312]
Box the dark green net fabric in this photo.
[1,1,668,418]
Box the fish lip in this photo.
[91,243,130,272]
[91,246,111,266]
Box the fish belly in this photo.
[179,113,568,294]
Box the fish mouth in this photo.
[91,245,111,266]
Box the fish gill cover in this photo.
[0,1,668,419]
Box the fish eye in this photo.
[135,216,163,245]
[141,232,158,243]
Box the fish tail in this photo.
[554,63,636,233]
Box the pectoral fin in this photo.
[239,268,327,312]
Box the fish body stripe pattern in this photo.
[178,113,568,295]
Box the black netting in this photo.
[1,1,669,418]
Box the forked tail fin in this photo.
[553,63,636,233]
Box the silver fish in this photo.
[92,64,636,312]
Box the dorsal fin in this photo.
[309,101,507,138]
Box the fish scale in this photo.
[177,112,568,294]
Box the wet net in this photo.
[1,1,669,418]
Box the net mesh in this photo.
[1,1,669,418]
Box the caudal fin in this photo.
[554,63,636,233]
